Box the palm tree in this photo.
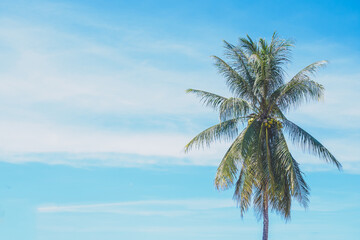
[184,33,341,240]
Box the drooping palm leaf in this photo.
[186,89,228,110]
[282,118,342,169]
[274,130,310,208]
[184,118,241,153]
[215,131,245,190]
[215,120,260,190]
[270,61,327,111]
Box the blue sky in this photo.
[0,0,359,239]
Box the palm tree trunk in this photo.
[262,193,269,240]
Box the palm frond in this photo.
[215,130,245,190]
[269,32,293,65]
[274,130,310,208]
[219,97,252,122]
[282,119,342,169]
[215,121,260,190]
[270,61,327,111]
[233,160,257,217]
[212,56,254,101]
[252,185,265,220]
[239,35,259,56]
[266,36,293,93]
[184,118,240,153]
[223,40,256,90]
[186,89,227,110]
[293,61,328,81]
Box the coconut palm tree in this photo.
[184,33,341,240]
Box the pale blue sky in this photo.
[0,0,359,239]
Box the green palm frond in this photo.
[272,79,324,111]
[234,161,257,217]
[232,122,267,218]
[184,118,240,153]
[272,105,286,119]
[252,186,267,220]
[269,32,293,65]
[212,56,254,101]
[239,120,264,159]
[219,97,252,122]
[214,121,260,190]
[274,130,310,208]
[270,61,327,111]
[233,166,246,207]
[293,61,328,81]
[282,119,342,169]
[186,89,227,110]
[239,35,259,57]
[222,40,256,91]
[270,177,292,220]
[214,130,245,190]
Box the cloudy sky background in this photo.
[0,0,359,239]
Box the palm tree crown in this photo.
[184,33,341,240]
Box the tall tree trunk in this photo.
[262,193,269,240]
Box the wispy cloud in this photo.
[0,119,233,167]
[37,198,236,217]
[0,19,212,115]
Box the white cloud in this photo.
[0,119,232,167]
[0,121,185,155]
[37,198,236,216]
[0,17,217,116]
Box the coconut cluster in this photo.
[264,117,283,129]
[247,117,283,129]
